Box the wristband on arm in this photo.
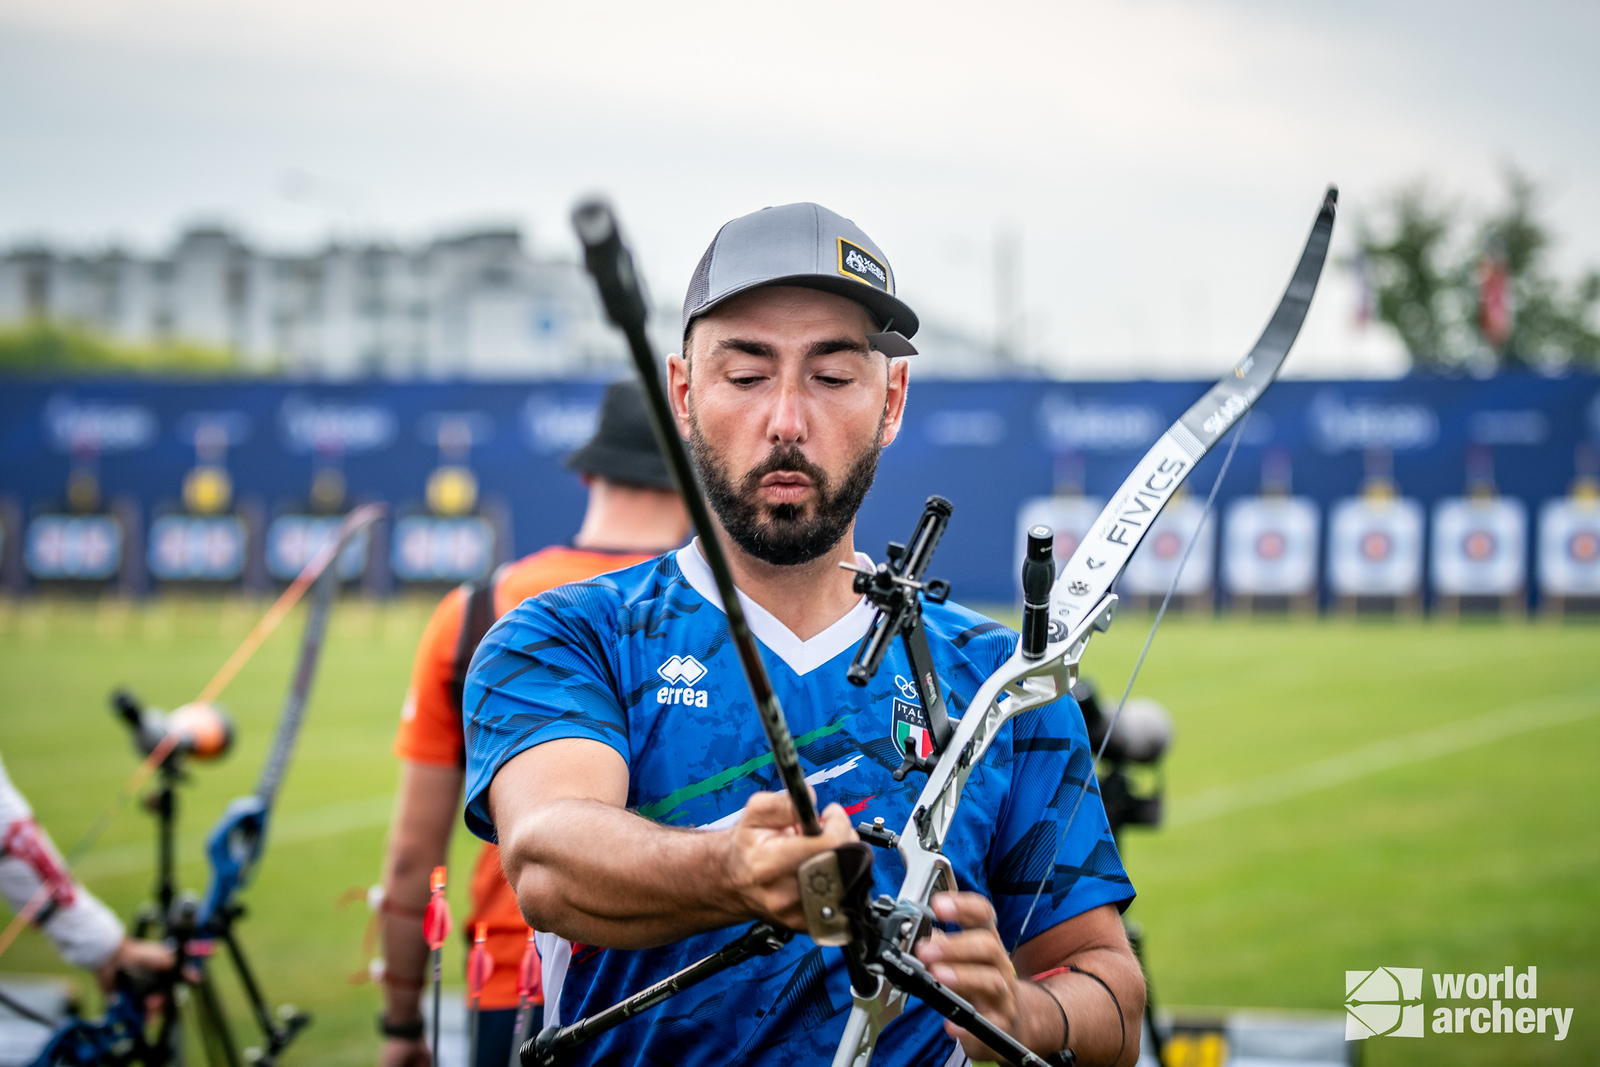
[1031,964,1125,1067]
[377,1013,426,1040]
[1035,980,1072,1065]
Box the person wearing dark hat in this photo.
[376,380,688,1067]
[465,205,1144,1066]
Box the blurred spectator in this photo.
[0,753,173,991]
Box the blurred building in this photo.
[0,224,1007,379]
[0,225,666,379]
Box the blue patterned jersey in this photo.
[464,544,1134,1067]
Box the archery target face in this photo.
[1329,497,1424,597]
[1538,499,1600,595]
[1431,497,1526,596]
[1462,530,1497,562]
[1224,496,1319,596]
[1124,497,1213,595]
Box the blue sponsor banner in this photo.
[1,376,1596,603]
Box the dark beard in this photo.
[689,418,884,567]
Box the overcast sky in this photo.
[1,0,1596,378]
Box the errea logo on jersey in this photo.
[658,655,706,685]
[657,655,709,707]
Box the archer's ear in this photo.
[878,358,911,449]
[665,354,693,441]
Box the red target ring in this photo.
[1255,530,1287,561]
[1359,530,1392,561]
[1462,529,1497,562]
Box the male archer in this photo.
[465,204,1144,1065]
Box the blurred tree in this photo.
[1356,181,1472,371]
[1478,169,1600,368]
[0,320,247,376]
[1356,168,1600,372]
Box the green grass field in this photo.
[0,597,1595,1065]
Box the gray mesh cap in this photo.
[681,203,919,353]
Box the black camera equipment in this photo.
[1067,673,1174,1063]
[1069,679,1172,838]
[112,689,234,765]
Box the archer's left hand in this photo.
[914,892,1059,1061]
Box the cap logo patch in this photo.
[838,239,889,292]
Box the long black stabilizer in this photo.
[570,200,822,836]
[522,923,792,1066]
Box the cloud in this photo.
[0,0,1593,372]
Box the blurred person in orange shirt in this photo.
[376,381,689,1067]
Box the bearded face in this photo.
[689,412,884,567]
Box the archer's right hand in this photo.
[724,791,857,930]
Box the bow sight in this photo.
[841,496,955,780]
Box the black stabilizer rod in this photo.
[521,922,792,1066]
[874,948,1065,1067]
[1020,526,1055,659]
[570,199,822,837]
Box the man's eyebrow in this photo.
[806,337,871,359]
[711,337,872,360]
[713,338,778,358]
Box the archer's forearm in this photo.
[378,761,461,1018]
[499,797,742,949]
[1043,946,1146,1067]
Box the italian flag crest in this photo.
[892,697,933,759]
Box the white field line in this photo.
[1167,684,1600,828]
[76,795,394,879]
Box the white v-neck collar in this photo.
[674,541,875,676]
